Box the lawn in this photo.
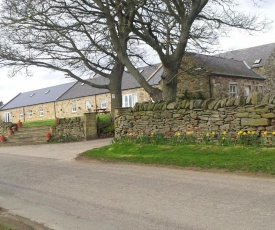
[81,143,275,175]
[22,119,55,127]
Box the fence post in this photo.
[83,112,98,140]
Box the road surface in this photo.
[0,140,274,230]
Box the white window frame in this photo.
[100,99,107,109]
[229,83,238,97]
[3,112,12,122]
[28,110,33,118]
[39,107,44,117]
[19,109,24,120]
[85,100,92,111]
[244,84,252,97]
[122,93,137,108]
[72,103,77,113]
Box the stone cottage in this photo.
[0,64,162,122]
[177,53,265,100]
[217,42,275,94]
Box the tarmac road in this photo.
[0,139,274,230]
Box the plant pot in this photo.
[17,121,22,128]
[7,129,13,136]
[0,135,5,142]
[45,133,51,140]
[12,126,17,132]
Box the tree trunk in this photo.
[109,62,124,117]
[160,65,179,102]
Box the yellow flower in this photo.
[237,130,243,136]
[222,137,225,140]
[272,131,275,135]
[222,131,227,135]
[243,132,247,136]
[263,131,268,136]
[186,132,191,135]
[212,131,216,135]
[199,133,202,136]
[252,131,255,135]
[174,132,181,137]
[150,132,154,137]
[206,133,210,137]
[247,131,251,134]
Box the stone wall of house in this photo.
[115,93,275,144]
[55,96,99,118]
[211,76,264,98]
[0,102,56,122]
[177,56,210,100]
[176,55,265,100]
[53,88,151,119]
[261,49,275,94]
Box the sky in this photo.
[0,0,274,104]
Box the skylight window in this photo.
[45,90,50,94]
[30,93,35,97]
[139,69,144,73]
[253,59,262,65]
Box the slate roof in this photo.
[215,43,275,68]
[1,82,75,110]
[58,64,162,101]
[188,53,265,80]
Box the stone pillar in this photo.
[83,112,98,140]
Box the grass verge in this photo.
[81,143,275,175]
[22,119,55,127]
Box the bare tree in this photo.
[95,0,269,101]
[0,0,137,115]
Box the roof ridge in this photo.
[189,52,249,64]
[217,42,275,55]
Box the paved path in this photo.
[0,141,275,230]
[0,138,113,160]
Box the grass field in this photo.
[81,143,275,175]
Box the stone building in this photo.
[1,43,274,122]
[0,64,161,122]
[217,42,275,94]
[177,53,265,100]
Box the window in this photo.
[244,85,251,97]
[100,99,107,109]
[123,93,137,107]
[229,83,238,97]
[3,112,12,122]
[39,107,44,117]
[253,59,262,65]
[85,101,92,111]
[258,85,263,94]
[28,110,32,118]
[19,109,24,120]
[72,103,77,113]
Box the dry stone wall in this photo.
[115,92,275,143]
[51,117,85,141]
